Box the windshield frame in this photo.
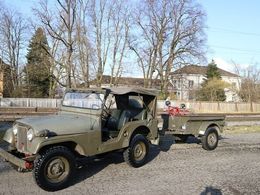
[62,91,105,110]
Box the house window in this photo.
[177,92,181,98]
[172,80,177,88]
[188,80,194,88]
[177,79,181,88]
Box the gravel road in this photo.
[0,133,260,195]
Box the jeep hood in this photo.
[16,113,100,135]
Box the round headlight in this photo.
[27,128,34,141]
[13,125,18,136]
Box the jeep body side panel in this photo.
[98,119,158,154]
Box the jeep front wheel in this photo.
[33,146,76,191]
[123,134,149,168]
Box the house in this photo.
[169,65,241,101]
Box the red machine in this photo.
[166,105,190,116]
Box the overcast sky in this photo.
[3,0,260,74]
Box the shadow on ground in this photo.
[159,134,175,151]
[69,144,161,189]
[69,134,207,189]
[159,134,201,151]
[200,186,222,195]
[71,152,125,186]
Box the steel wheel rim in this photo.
[45,156,70,183]
[133,142,146,161]
[207,132,217,147]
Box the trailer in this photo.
[161,112,225,150]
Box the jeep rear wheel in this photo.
[33,146,76,191]
[123,134,149,168]
[201,127,219,150]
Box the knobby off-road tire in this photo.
[33,146,76,191]
[123,134,150,168]
[201,127,219,151]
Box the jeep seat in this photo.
[129,109,147,121]
[103,110,131,138]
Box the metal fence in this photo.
[0,98,260,113]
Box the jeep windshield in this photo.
[62,92,104,109]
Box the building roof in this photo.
[90,75,161,88]
[170,65,239,77]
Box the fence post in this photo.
[250,101,253,112]
[217,102,220,111]
[235,102,238,112]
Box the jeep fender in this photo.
[119,121,156,148]
[28,135,85,155]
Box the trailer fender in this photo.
[198,123,221,136]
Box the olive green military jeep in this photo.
[0,88,159,191]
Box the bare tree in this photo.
[89,0,112,87]
[74,0,94,88]
[108,1,130,86]
[233,61,260,102]
[130,0,206,97]
[34,0,131,90]
[129,1,168,88]
[45,34,66,97]
[34,0,77,88]
[0,9,27,93]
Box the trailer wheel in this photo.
[123,134,149,168]
[33,146,76,191]
[201,127,219,150]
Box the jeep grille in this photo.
[16,125,28,153]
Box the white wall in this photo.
[171,74,241,101]
[222,76,241,90]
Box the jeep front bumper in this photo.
[0,147,27,169]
